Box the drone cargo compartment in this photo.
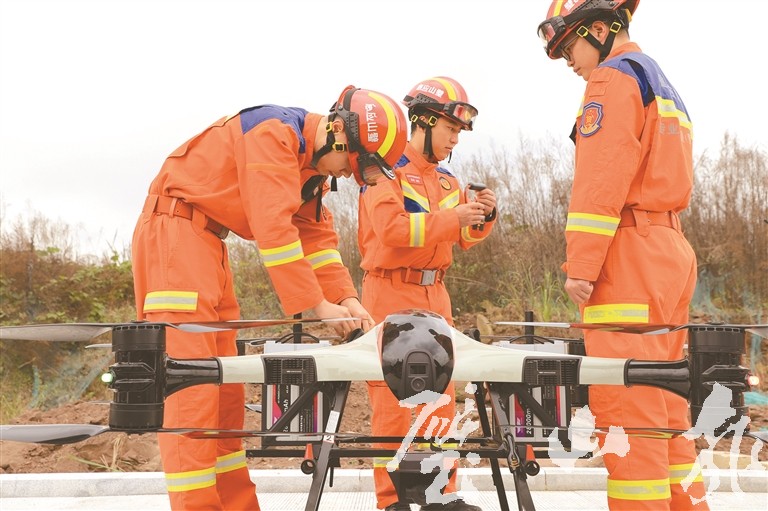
[494,341,571,446]
[260,341,330,446]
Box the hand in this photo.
[339,297,375,332]
[564,278,594,305]
[473,187,497,216]
[311,299,360,337]
[455,202,486,228]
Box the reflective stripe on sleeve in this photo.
[409,212,426,247]
[565,212,620,236]
[143,290,198,313]
[259,240,304,267]
[657,96,693,131]
[461,225,484,242]
[583,303,650,324]
[306,249,343,270]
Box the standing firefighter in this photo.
[359,76,496,511]
[131,86,407,511]
[537,1,708,510]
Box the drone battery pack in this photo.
[261,341,330,444]
[494,341,571,446]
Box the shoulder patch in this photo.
[579,102,603,137]
[439,176,452,190]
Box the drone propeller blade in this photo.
[175,317,357,333]
[0,324,115,342]
[0,424,111,444]
[497,321,768,337]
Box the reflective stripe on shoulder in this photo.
[583,303,649,324]
[306,249,343,270]
[566,212,620,236]
[259,240,304,267]
[144,290,198,313]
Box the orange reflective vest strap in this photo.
[143,290,199,313]
[583,303,650,324]
[215,449,249,474]
[607,477,671,503]
[165,465,217,493]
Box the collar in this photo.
[604,41,642,61]
[403,143,438,174]
[301,113,323,169]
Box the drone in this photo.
[1,310,766,511]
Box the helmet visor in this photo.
[445,102,478,130]
[537,16,568,58]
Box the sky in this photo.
[1,0,765,256]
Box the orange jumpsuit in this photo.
[564,43,708,510]
[131,106,359,511]
[358,143,496,509]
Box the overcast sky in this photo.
[1,0,765,255]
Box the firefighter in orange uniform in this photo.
[359,77,495,511]
[538,1,708,510]
[131,86,407,511]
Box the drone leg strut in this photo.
[304,381,350,511]
[475,383,511,511]
[487,383,537,511]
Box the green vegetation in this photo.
[1,135,765,419]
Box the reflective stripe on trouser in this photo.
[131,211,260,511]
[583,225,708,511]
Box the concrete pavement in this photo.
[1,468,766,510]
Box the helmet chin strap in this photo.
[411,111,439,161]
[578,20,623,63]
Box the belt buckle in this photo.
[419,269,437,286]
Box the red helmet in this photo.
[331,86,408,186]
[402,76,477,131]
[537,0,639,60]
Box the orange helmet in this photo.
[329,86,407,186]
[537,0,639,60]
[402,76,477,131]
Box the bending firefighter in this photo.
[538,1,708,510]
[359,76,497,511]
[131,86,407,511]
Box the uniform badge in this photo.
[579,102,603,137]
[439,176,452,190]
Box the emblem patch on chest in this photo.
[579,101,603,137]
